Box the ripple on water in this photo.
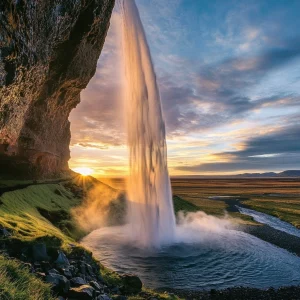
[82,225,300,290]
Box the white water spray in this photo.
[121,0,176,247]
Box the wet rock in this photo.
[110,286,119,294]
[111,296,127,300]
[55,251,70,266]
[85,263,94,276]
[97,294,112,300]
[45,273,70,294]
[32,243,50,262]
[120,274,142,295]
[90,280,104,291]
[70,277,87,287]
[80,263,86,275]
[48,268,60,275]
[68,285,95,299]
[59,267,73,278]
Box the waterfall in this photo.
[121,0,176,247]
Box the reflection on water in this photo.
[82,225,300,290]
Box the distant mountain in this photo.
[235,170,300,178]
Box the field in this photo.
[104,177,300,228]
[171,177,300,228]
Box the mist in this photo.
[72,183,123,232]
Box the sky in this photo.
[69,0,300,177]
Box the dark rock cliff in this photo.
[0,0,115,178]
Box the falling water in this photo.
[121,0,176,247]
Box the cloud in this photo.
[176,122,300,173]
[157,37,300,137]
[69,2,300,175]
[69,12,126,148]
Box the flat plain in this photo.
[105,177,300,228]
[171,177,300,228]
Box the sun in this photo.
[73,167,94,176]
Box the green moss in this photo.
[0,255,55,300]
[0,182,84,249]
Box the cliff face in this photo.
[0,0,115,178]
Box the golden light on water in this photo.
[73,167,94,176]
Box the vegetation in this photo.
[0,177,298,299]
[0,183,83,249]
[242,197,300,228]
[171,178,300,226]
[0,177,181,299]
[0,255,54,300]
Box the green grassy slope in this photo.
[0,178,181,300]
[0,183,83,248]
[0,255,54,300]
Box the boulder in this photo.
[70,277,87,287]
[48,268,60,275]
[120,274,142,295]
[68,285,95,300]
[0,227,11,237]
[55,251,70,266]
[45,273,70,294]
[59,267,73,279]
[90,280,104,291]
[111,296,127,300]
[98,294,112,300]
[32,243,50,262]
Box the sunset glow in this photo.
[72,167,94,176]
[69,0,300,177]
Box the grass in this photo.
[1,176,298,299]
[242,197,300,228]
[0,183,82,248]
[171,178,300,226]
[0,177,181,299]
[0,255,55,300]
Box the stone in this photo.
[68,285,95,300]
[55,251,70,266]
[98,294,112,300]
[70,277,87,287]
[61,268,73,279]
[41,261,51,272]
[32,243,50,262]
[85,263,94,276]
[36,272,46,280]
[120,274,142,295]
[90,280,104,291]
[110,286,119,294]
[48,268,60,275]
[0,227,11,237]
[0,0,115,178]
[45,273,70,294]
[22,263,34,272]
[111,296,127,300]
[80,263,86,275]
